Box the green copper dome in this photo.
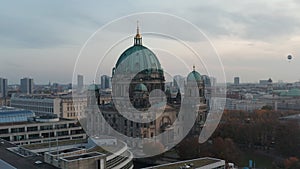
[114,45,162,74]
[187,70,202,82]
[134,83,148,92]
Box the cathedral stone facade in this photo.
[83,25,208,149]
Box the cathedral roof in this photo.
[134,83,148,92]
[114,23,162,75]
[187,66,202,82]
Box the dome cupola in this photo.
[134,21,142,46]
[187,65,202,82]
[113,22,163,76]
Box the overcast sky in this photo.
[1,0,300,84]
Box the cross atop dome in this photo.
[134,21,142,46]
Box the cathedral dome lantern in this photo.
[134,21,142,46]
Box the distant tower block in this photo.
[234,77,240,85]
[77,74,84,92]
[20,78,34,94]
[101,75,111,89]
[0,78,8,98]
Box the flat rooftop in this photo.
[0,106,25,112]
[0,139,59,169]
[0,117,77,127]
[0,159,16,169]
[87,139,126,154]
[142,157,224,169]
[62,152,105,161]
[22,139,87,150]
[49,148,82,155]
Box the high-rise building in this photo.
[77,74,84,92]
[100,75,111,89]
[0,78,8,98]
[20,78,34,94]
[234,77,240,85]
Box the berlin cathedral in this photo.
[83,24,209,148]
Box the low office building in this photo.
[45,148,106,169]
[39,137,133,169]
[10,94,88,119]
[0,139,59,169]
[225,98,265,112]
[10,94,61,116]
[60,152,106,169]
[0,107,86,145]
[59,94,87,119]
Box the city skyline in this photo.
[2,74,300,86]
[1,1,300,169]
[1,1,300,83]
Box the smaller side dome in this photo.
[134,83,148,92]
[187,71,202,81]
[187,66,202,82]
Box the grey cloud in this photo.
[0,1,113,48]
[188,2,300,41]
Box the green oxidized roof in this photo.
[187,70,202,82]
[134,83,148,92]
[115,45,162,73]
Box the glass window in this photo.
[11,127,25,133]
[0,128,9,134]
[40,125,53,130]
[27,126,38,132]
